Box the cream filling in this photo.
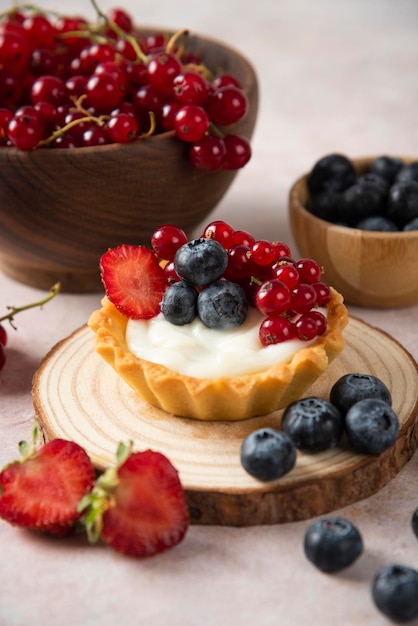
[125,307,326,379]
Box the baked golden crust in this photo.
[88,288,348,421]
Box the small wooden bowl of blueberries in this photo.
[289,154,418,308]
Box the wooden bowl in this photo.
[0,31,258,293]
[289,156,418,308]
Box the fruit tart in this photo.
[88,221,348,421]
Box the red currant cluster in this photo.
[150,221,332,346]
[0,3,251,171]
[0,283,60,372]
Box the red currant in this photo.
[295,258,322,284]
[23,14,56,50]
[173,70,209,106]
[87,42,117,66]
[173,105,209,142]
[222,134,251,170]
[272,262,300,289]
[85,72,124,112]
[65,74,88,99]
[312,281,332,306]
[106,8,133,34]
[291,284,317,314]
[0,323,7,347]
[230,230,255,249]
[147,51,182,94]
[207,85,248,126]
[212,73,241,89]
[0,344,5,371]
[151,224,188,261]
[106,113,138,143]
[7,114,43,150]
[82,125,109,147]
[63,111,92,141]
[294,314,319,341]
[225,245,253,279]
[202,220,234,248]
[159,101,181,131]
[189,135,226,172]
[259,316,296,346]
[30,75,68,106]
[133,84,165,113]
[251,240,277,266]
[272,241,292,259]
[255,279,292,316]
[163,261,181,285]
[307,310,328,336]
[0,31,31,70]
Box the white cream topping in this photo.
[125,307,326,379]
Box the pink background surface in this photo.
[1,0,418,624]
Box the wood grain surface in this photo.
[33,317,418,526]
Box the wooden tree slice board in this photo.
[33,317,418,526]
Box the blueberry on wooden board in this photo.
[329,373,392,415]
[281,397,344,452]
[240,428,296,481]
[345,398,399,455]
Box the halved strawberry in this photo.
[0,425,95,536]
[80,444,189,557]
[100,244,166,319]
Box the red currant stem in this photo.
[56,29,108,45]
[139,111,157,138]
[209,122,225,139]
[166,28,189,53]
[0,282,61,330]
[89,0,148,64]
[184,62,213,81]
[250,276,262,286]
[38,115,108,147]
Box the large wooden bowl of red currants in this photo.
[0,5,258,292]
[289,154,418,308]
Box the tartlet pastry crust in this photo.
[88,288,348,421]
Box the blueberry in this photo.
[306,191,342,222]
[160,281,198,325]
[281,397,344,452]
[174,238,228,286]
[369,155,404,185]
[386,180,418,228]
[357,172,390,191]
[355,215,399,231]
[197,280,248,329]
[307,153,357,195]
[372,564,418,622]
[240,428,296,481]
[403,216,418,231]
[345,398,399,455]
[395,160,418,184]
[304,517,363,573]
[412,507,418,540]
[330,373,392,415]
[339,180,387,225]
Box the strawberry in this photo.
[0,424,95,536]
[100,244,166,319]
[79,443,189,557]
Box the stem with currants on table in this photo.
[0,282,61,370]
